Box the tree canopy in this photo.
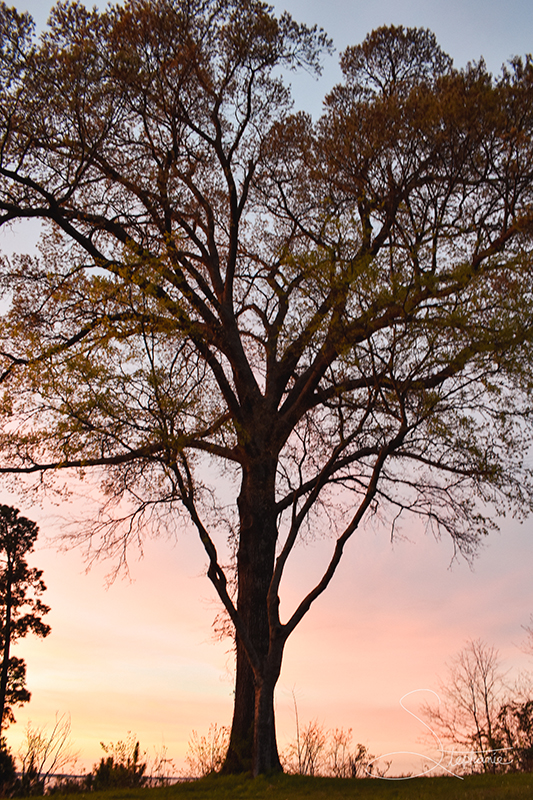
[1,0,533,775]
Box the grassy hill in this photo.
[45,772,533,800]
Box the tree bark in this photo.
[221,455,283,774]
[252,642,284,776]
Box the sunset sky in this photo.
[1,0,533,779]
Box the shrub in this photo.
[185,724,230,777]
[282,721,376,778]
[17,715,78,796]
[87,734,147,790]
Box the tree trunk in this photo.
[221,456,283,774]
[252,643,284,776]
[0,559,13,730]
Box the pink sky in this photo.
[2,0,533,779]
[0,478,531,776]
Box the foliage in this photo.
[87,734,147,790]
[1,657,29,727]
[1,0,533,775]
[0,506,50,729]
[282,721,375,778]
[17,714,78,796]
[495,699,533,773]
[185,724,230,777]
[0,738,16,795]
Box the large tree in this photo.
[1,1,533,775]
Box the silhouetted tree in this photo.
[495,698,533,772]
[423,639,508,772]
[1,1,533,775]
[0,506,50,729]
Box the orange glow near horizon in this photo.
[1,483,531,777]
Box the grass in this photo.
[45,771,533,800]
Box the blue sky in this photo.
[1,0,533,777]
